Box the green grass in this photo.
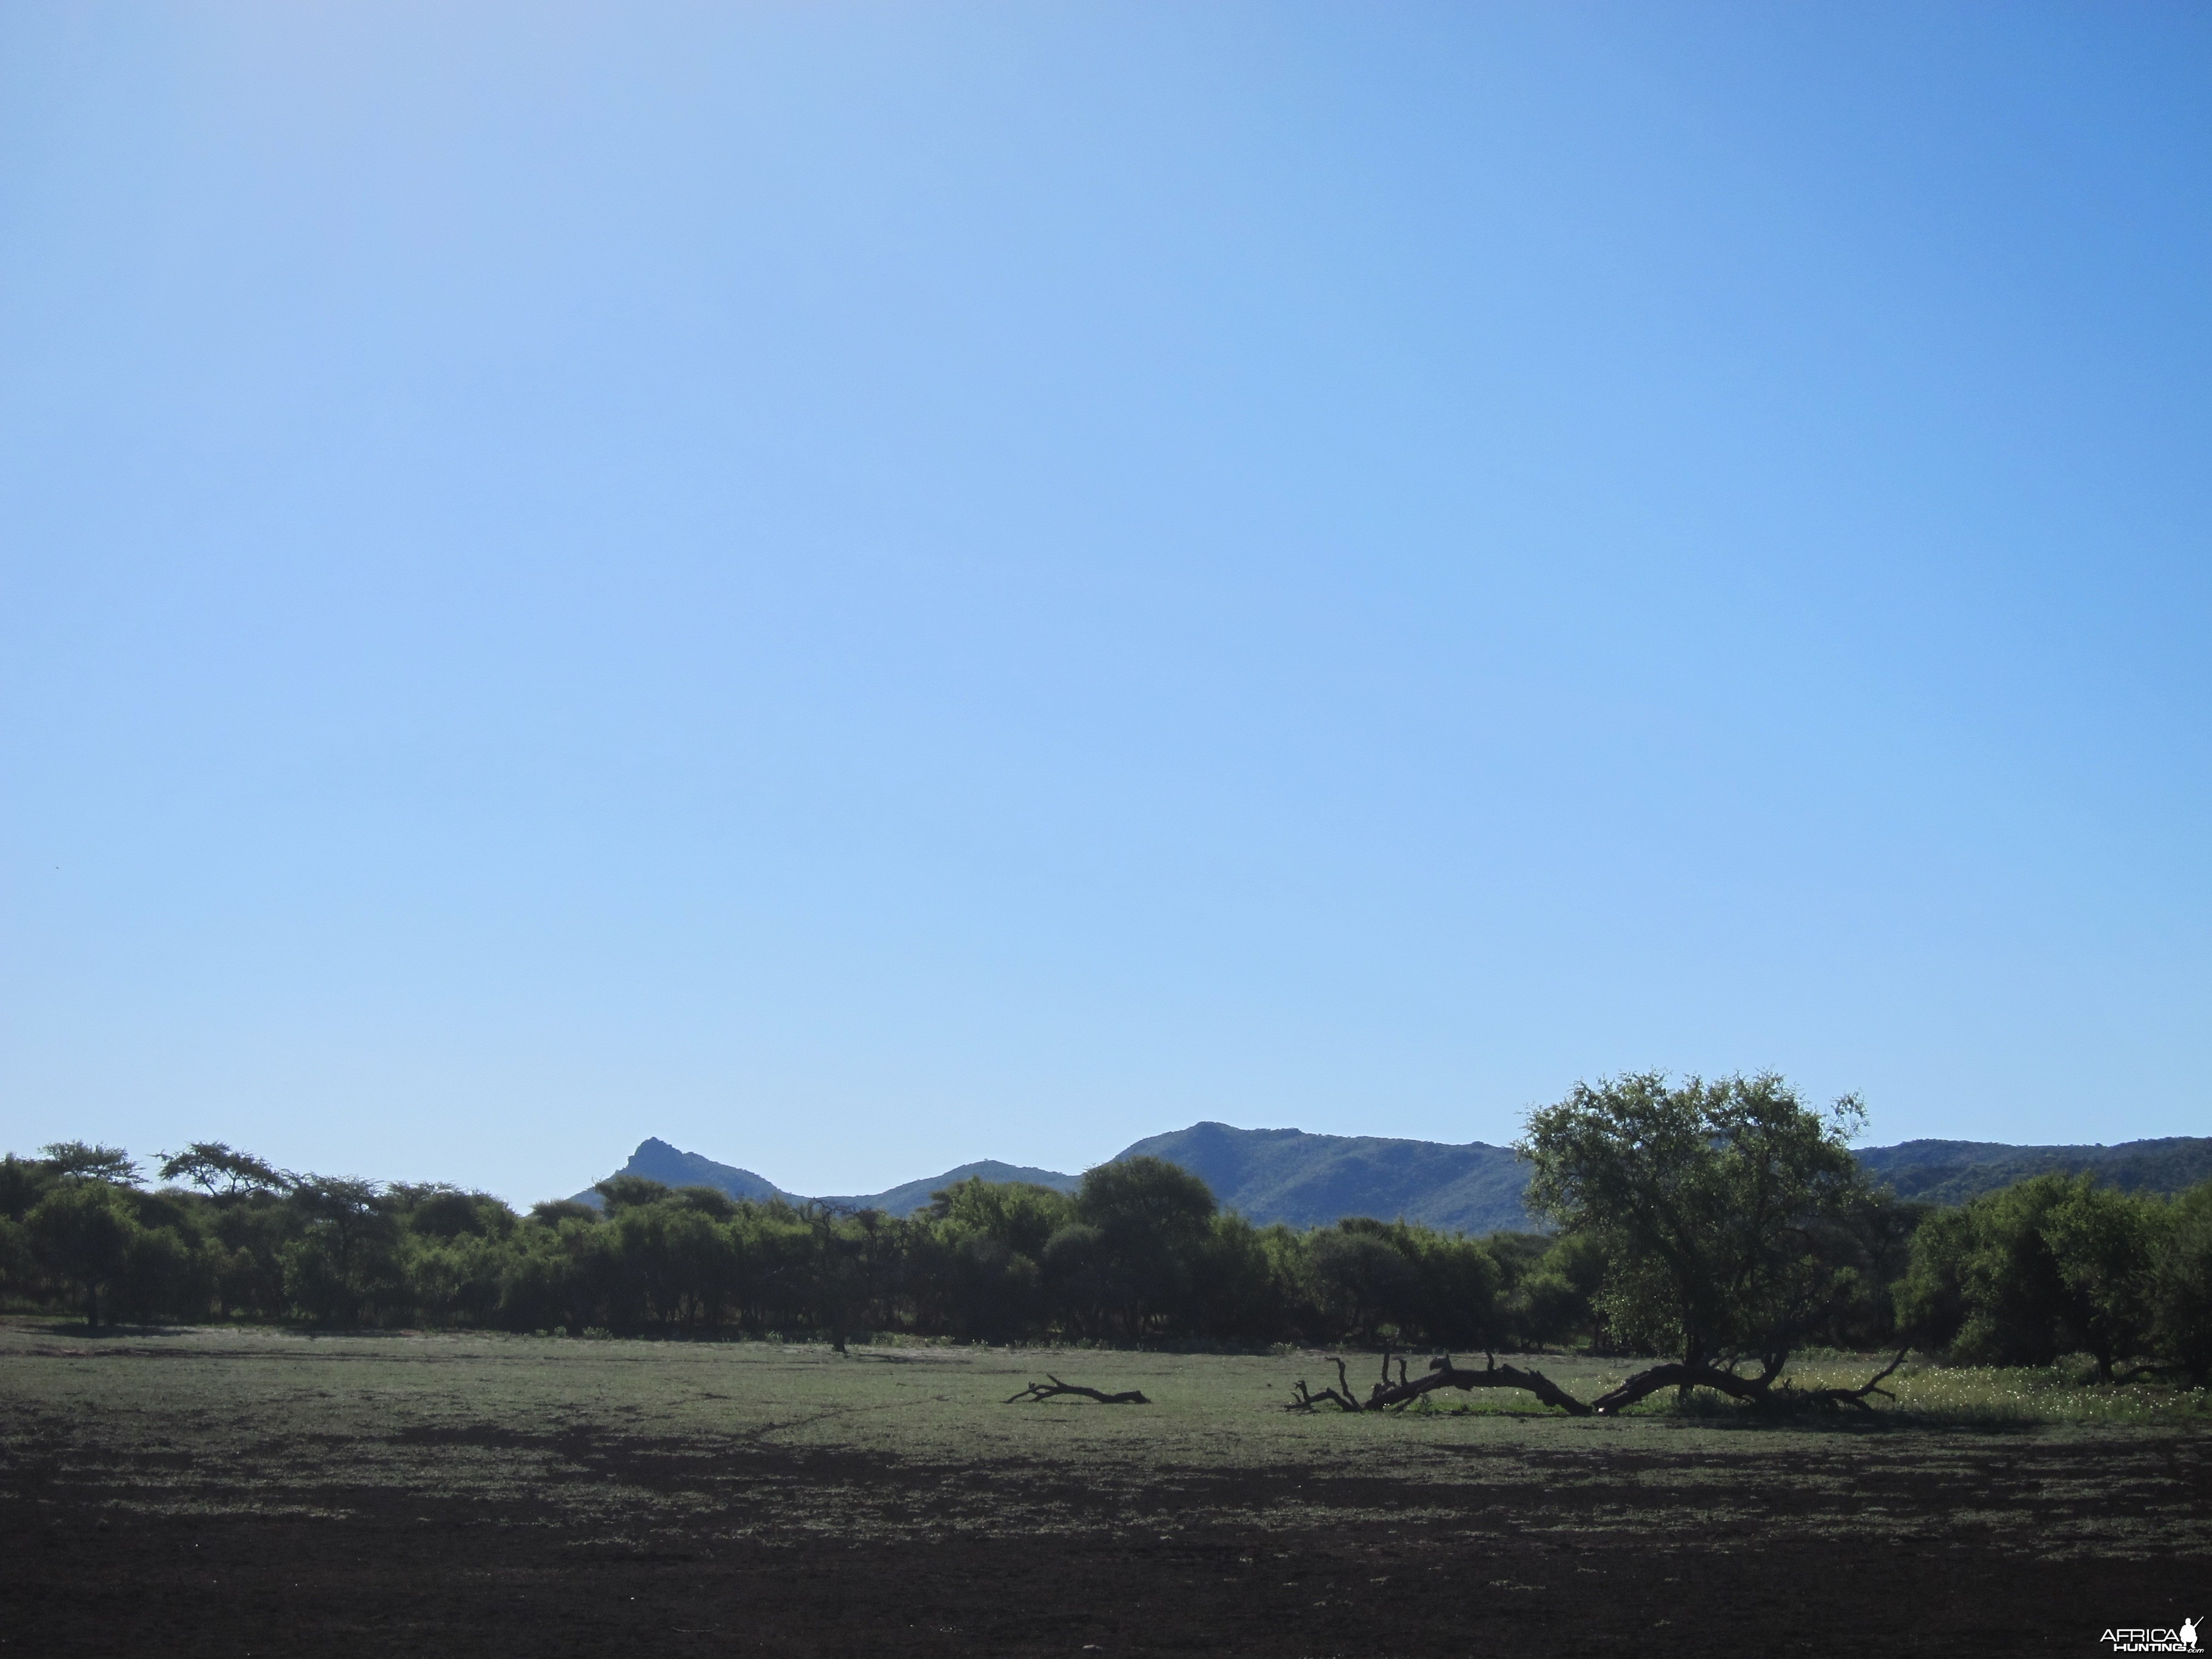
[1831,1357,2212,1427]
[3,1319,2207,1558]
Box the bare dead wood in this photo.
[1285,1350,1592,1416]
[1284,1356,1363,1412]
[1373,1350,1595,1416]
[1589,1356,1774,1414]
[1004,1375,1150,1406]
[1590,1348,1908,1415]
[1287,1346,1911,1419]
[1803,1347,1911,1412]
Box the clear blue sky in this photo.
[2,4,2205,1204]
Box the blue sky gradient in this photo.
[2,4,2207,1202]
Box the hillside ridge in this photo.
[576,1125,2212,1232]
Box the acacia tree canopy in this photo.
[1520,1071,1876,1408]
[42,1141,139,1185]
[159,1142,292,1199]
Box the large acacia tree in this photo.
[1520,1071,1897,1412]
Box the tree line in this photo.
[4,1075,2208,1394]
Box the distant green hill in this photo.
[575,1136,792,1205]
[575,1127,2212,1230]
[574,1139,1076,1213]
[1113,1124,2212,1230]
[1110,1122,1532,1233]
[816,1161,1080,1214]
[1854,1136,2212,1206]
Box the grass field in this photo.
[4,1319,2207,1655]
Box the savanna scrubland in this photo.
[5,1074,2208,1655]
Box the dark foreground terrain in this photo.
[8,1439,2204,1657]
[2,1327,2204,1657]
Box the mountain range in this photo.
[596,1138,1080,1213]
[1852,1136,2212,1207]
[577,1124,2212,1233]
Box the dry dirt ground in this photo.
[2,1324,2205,1657]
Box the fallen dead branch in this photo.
[1284,1356,1364,1412]
[1005,1375,1150,1405]
[1285,1347,1909,1418]
[1286,1350,1592,1416]
[1590,1348,1909,1415]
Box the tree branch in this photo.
[1283,1356,1363,1412]
[1005,1375,1150,1406]
[1590,1348,1908,1415]
[1285,1351,1592,1416]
